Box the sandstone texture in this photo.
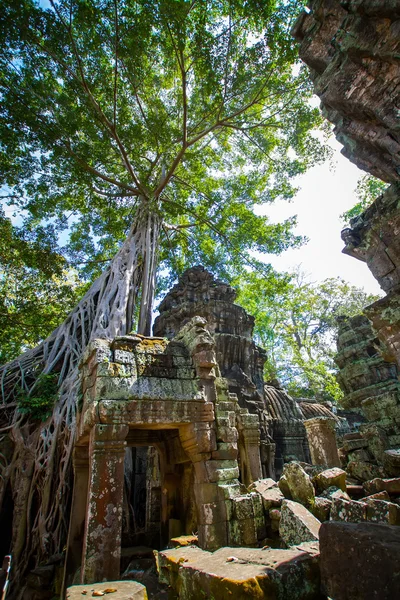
[157,543,322,600]
[293,1,400,182]
[320,522,400,600]
[66,581,148,600]
[313,467,346,492]
[280,462,315,508]
[279,500,321,547]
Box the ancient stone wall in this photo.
[154,267,314,477]
[292,0,400,182]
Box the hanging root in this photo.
[0,213,159,591]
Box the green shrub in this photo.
[17,373,59,420]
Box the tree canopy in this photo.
[237,269,380,402]
[0,0,326,340]
[341,174,388,225]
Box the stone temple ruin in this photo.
[63,266,343,591]
[2,1,400,599]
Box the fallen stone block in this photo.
[330,497,366,523]
[313,468,346,492]
[312,497,331,522]
[280,462,315,508]
[319,486,350,501]
[250,478,284,511]
[66,581,148,600]
[279,500,321,546]
[170,535,198,548]
[383,449,400,476]
[365,498,400,525]
[157,542,322,600]
[320,522,400,600]
[278,473,292,499]
[342,438,368,452]
[364,477,400,495]
[362,490,390,501]
[346,460,386,482]
[269,508,281,532]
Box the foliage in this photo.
[0,0,327,342]
[17,373,59,420]
[0,209,87,363]
[236,269,380,402]
[341,174,388,224]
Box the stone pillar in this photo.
[260,440,276,479]
[304,417,341,468]
[81,423,129,584]
[237,413,262,487]
[62,446,89,591]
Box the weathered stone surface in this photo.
[364,477,400,495]
[362,490,390,501]
[383,449,400,476]
[319,486,350,502]
[320,522,400,600]
[157,543,322,600]
[346,460,386,483]
[293,2,400,182]
[66,581,148,600]
[312,497,331,522]
[314,468,346,492]
[335,315,399,409]
[280,462,315,508]
[365,498,400,525]
[279,500,321,547]
[249,478,284,511]
[303,417,341,467]
[330,497,367,523]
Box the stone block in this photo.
[314,468,346,492]
[342,438,369,452]
[346,460,386,482]
[211,442,238,460]
[232,495,254,520]
[383,449,400,476]
[312,497,331,522]
[364,477,400,495]
[250,479,284,511]
[66,582,148,600]
[320,486,350,501]
[281,462,315,508]
[330,498,366,523]
[216,425,238,444]
[269,508,281,532]
[157,543,321,600]
[365,499,400,525]
[320,522,400,600]
[205,460,239,483]
[198,521,228,550]
[362,490,390,501]
[278,474,292,499]
[279,499,321,547]
[198,500,228,525]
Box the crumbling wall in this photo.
[292,0,400,182]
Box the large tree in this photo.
[0,0,325,588]
[237,270,380,401]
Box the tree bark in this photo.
[0,207,162,593]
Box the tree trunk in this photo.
[0,207,162,593]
